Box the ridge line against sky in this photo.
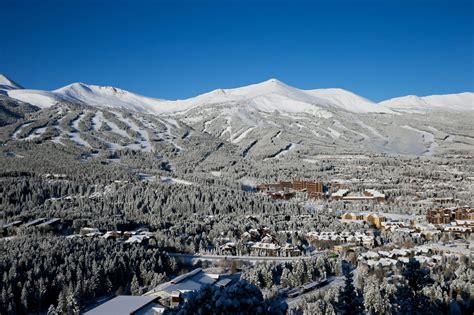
[1,0,473,102]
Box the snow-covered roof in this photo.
[251,242,281,250]
[332,189,349,197]
[365,189,385,198]
[84,295,159,315]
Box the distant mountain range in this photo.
[1,74,472,114]
[1,74,473,157]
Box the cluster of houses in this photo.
[66,227,155,244]
[331,189,386,203]
[85,268,235,315]
[306,231,375,249]
[339,208,473,238]
[256,180,387,204]
[358,241,472,269]
[257,180,325,200]
[426,206,473,227]
[220,227,301,257]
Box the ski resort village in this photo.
[0,72,472,314]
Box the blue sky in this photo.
[1,0,473,101]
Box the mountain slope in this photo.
[6,89,77,108]
[0,74,23,90]
[380,92,474,112]
[306,88,393,113]
[164,79,393,114]
[54,83,168,113]
[0,95,39,127]
[1,74,473,157]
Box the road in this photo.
[166,252,322,262]
[286,268,359,307]
[286,276,344,307]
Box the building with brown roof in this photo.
[427,207,473,225]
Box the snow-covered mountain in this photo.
[1,73,473,157]
[305,88,393,113]
[1,74,472,114]
[163,79,393,114]
[6,89,73,108]
[379,92,474,112]
[54,83,167,113]
[1,77,168,112]
[0,75,394,114]
[0,74,23,91]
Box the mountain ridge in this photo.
[0,74,472,114]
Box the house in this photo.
[341,212,386,228]
[266,191,295,200]
[84,295,165,315]
[282,243,301,256]
[364,189,386,202]
[214,278,233,289]
[170,291,181,306]
[102,231,122,240]
[427,207,473,225]
[250,242,281,256]
[333,244,357,252]
[125,234,153,244]
[220,242,236,254]
[332,189,349,201]
[454,220,474,231]
[145,268,226,306]
[341,213,364,220]
[364,214,386,228]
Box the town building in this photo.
[426,206,473,225]
[331,189,349,201]
[332,189,386,203]
[84,295,165,315]
[341,212,386,228]
[250,242,281,256]
[144,268,231,307]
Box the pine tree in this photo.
[363,275,390,315]
[335,261,363,315]
[20,285,29,314]
[131,274,140,295]
[47,304,58,315]
[393,258,435,314]
[66,293,80,315]
[56,291,67,314]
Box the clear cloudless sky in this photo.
[1,0,473,101]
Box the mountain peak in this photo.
[0,74,23,90]
[256,78,290,89]
[263,78,284,84]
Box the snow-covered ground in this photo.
[231,127,255,143]
[119,113,152,152]
[160,177,193,185]
[12,122,33,139]
[264,143,296,160]
[24,126,47,140]
[401,125,438,156]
